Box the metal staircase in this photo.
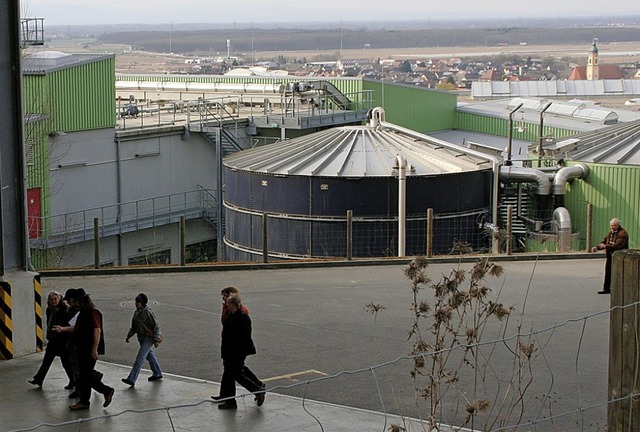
[202,121,253,157]
[304,81,352,110]
[499,191,529,236]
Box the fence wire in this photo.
[13,300,639,432]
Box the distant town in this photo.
[41,21,640,100]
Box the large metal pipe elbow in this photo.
[553,207,572,252]
[553,163,589,195]
[499,166,551,196]
[368,107,386,127]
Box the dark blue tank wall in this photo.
[225,168,491,216]
[223,167,493,259]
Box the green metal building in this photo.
[22,51,115,265]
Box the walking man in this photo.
[122,293,163,386]
[54,288,115,410]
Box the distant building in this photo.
[568,39,624,80]
[479,68,501,81]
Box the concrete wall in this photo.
[44,218,214,267]
[48,129,216,216]
[42,128,218,267]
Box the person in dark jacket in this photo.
[29,291,76,388]
[216,287,263,390]
[122,293,163,386]
[214,294,265,410]
[53,288,115,410]
[592,217,630,294]
[62,288,81,398]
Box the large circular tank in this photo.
[223,116,496,260]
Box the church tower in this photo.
[586,38,599,80]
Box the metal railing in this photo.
[115,89,374,132]
[29,188,217,249]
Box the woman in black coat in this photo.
[214,294,265,410]
[29,291,76,388]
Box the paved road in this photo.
[42,257,611,430]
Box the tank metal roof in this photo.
[224,124,495,177]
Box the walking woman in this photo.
[29,291,76,389]
[122,293,163,386]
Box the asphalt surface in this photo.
[29,256,612,431]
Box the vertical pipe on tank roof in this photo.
[506,103,524,166]
[396,155,406,257]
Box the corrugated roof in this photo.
[22,51,114,75]
[458,97,640,132]
[224,125,494,177]
[547,119,640,165]
[472,79,640,99]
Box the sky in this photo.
[20,0,640,26]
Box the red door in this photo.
[27,188,41,239]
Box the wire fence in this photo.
[15,256,640,432]
[30,201,595,269]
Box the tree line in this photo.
[98,26,640,55]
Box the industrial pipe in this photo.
[379,116,502,235]
[499,165,552,220]
[395,155,406,257]
[553,207,572,252]
[499,166,551,196]
[553,163,589,208]
[506,103,524,166]
[536,101,553,167]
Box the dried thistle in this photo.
[364,302,386,322]
[388,425,406,432]
[441,369,458,384]
[465,327,477,344]
[433,305,453,325]
[488,263,504,278]
[487,301,511,320]
[419,387,430,399]
[404,257,429,282]
[417,300,430,314]
[453,268,466,283]
[465,399,491,422]
[518,340,537,359]
[449,290,467,308]
[414,340,429,353]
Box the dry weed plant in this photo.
[401,256,538,431]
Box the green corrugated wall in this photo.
[564,162,640,250]
[49,58,116,131]
[23,74,52,229]
[362,80,457,132]
[116,75,455,131]
[455,112,578,141]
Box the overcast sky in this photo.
[21,0,640,26]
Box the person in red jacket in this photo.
[592,217,629,294]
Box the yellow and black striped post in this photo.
[0,281,13,360]
[34,275,43,352]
